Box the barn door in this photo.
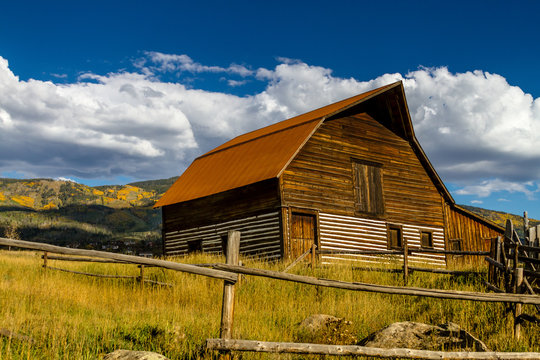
[290,212,317,258]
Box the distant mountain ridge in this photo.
[0,177,178,210]
[0,177,176,254]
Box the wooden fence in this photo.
[1,235,540,359]
[313,247,489,285]
[485,219,540,339]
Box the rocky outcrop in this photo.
[296,314,357,345]
[358,322,489,351]
[103,350,169,360]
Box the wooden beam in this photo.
[212,264,540,305]
[206,338,540,359]
[283,247,312,273]
[0,237,237,282]
[42,255,129,263]
[220,231,240,339]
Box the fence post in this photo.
[523,211,529,243]
[403,242,409,286]
[219,230,240,359]
[139,265,145,287]
[513,267,524,340]
[43,251,48,270]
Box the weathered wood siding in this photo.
[162,179,281,257]
[443,202,503,264]
[163,212,282,259]
[319,213,446,266]
[281,113,445,227]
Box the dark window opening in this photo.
[187,239,203,253]
[352,161,384,216]
[449,239,462,251]
[387,224,403,249]
[420,231,433,248]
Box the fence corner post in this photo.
[219,230,240,358]
[513,267,524,340]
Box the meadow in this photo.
[0,250,538,359]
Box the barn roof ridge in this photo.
[199,81,401,160]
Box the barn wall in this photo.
[443,202,503,265]
[163,212,282,259]
[319,212,446,266]
[162,178,281,256]
[281,113,446,227]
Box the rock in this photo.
[103,350,169,360]
[296,314,357,345]
[358,322,489,352]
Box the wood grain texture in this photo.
[206,338,540,359]
[281,114,445,227]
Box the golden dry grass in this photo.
[0,250,538,359]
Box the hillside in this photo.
[0,178,176,254]
[461,204,539,238]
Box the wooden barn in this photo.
[155,81,504,266]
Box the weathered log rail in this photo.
[317,247,488,284]
[0,237,237,282]
[213,263,540,305]
[206,339,540,359]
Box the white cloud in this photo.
[471,200,483,204]
[55,177,77,183]
[456,179,537,199]
[138,52,254,77]
[0,53,539,193]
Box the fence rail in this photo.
[206,339,540,360]
[0,237,237,282]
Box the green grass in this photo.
[0,251,538,359]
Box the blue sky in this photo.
[0,1,539,218]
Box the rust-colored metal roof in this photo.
[155,82,400,207]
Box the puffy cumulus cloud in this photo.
[456,179,538,200]
[0,52,539,198]
[400,67,540,198]
[0,56,197,180]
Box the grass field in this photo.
[0,250,538,359]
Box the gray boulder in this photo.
[103,350,169,360]
[296,314,357,345]
[358,322,489,351]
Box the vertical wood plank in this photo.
[514,267,524,340]
[139,265,145,287]
[43,251,48,270]
[220,230,240,340]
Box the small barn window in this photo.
[420,231,433,249]
[387,224,403,249]
[449,239,463,252]
[187,239,203,253]
[352,161,384,216]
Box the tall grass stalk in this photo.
[0,251,538,359]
